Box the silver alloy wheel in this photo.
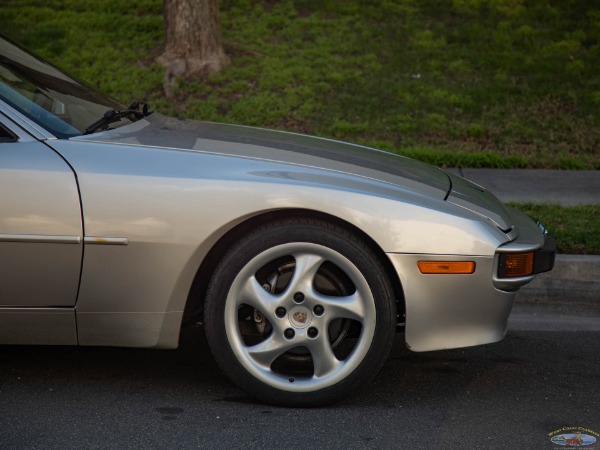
[224,242,376,393]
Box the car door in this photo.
[0,113,82,307]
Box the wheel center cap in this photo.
[289,306,311,328]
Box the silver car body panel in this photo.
[0,127,82,308]
[0,104,547,351]
[0,308,77,345]
[391,206,545,352]
[389,253,513,352]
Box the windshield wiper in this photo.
[83,101,152,135]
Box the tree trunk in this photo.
[159,0,230,96]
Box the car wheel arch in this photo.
[182,208,405,330]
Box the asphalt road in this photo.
[0,304,598,450]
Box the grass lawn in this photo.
[0,0,598,169]
[510,204,600,254]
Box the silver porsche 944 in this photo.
[0,36,555,406]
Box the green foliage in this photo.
[0,0,599,169]
[0,0,164,101]
[509,204,600,254]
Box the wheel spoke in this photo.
[246,334,296,368]
[316,292,365,323]
[238,275,276,311]
[307,335,341,378]
[284,253,326,296]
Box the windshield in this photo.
[0,35,131,138]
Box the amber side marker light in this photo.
[417,261,476,274]
[499,252,534,278]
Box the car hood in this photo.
[74,113,450,200]
[74,114,514,230]
[445,174,514,232]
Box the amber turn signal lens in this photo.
[417,261,476,274]
[502,252,534,277]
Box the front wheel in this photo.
[204,218,396,406]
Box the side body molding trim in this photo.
[84,237,129,245]
[0,234,129,245]
[0,234,81,244]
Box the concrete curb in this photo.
[516,255,600,304]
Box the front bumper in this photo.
[388,253,515,352]
[497,235,556,278]
[387,208,555,353]
[534,235,557,274]
[493,208,556,291]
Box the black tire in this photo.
[204,217,396,406]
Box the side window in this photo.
[0,123,17,143]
